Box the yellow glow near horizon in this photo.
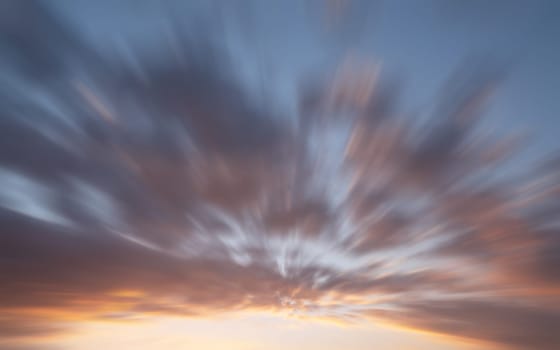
[34,312,488,350]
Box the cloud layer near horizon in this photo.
[1,1,559,349]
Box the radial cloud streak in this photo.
[1,1,559,350]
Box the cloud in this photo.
[370,299,560,350]
[0,1,559,350]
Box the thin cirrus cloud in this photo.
[0,1,559,350]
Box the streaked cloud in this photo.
[0,1,559,349]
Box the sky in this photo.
[1,1,560,349]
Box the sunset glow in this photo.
[1,1,560,349]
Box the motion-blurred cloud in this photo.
[1,1,559,349]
